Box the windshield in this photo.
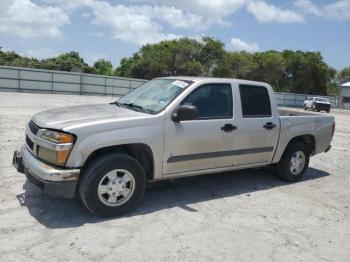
[315,98,328,102]
[116,79,193,114]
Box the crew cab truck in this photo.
[304,97,331,113]
[13,77,335,217]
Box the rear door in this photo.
[233,84,280,166]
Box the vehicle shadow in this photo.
[16,167,329,229]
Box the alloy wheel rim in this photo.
[290,151,305,175]
[97,169,135,206]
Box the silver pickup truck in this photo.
[13,77,335,216]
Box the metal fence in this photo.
[0,66,147,96]
[275,92,338,108]
[0,65,338,108]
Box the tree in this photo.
[199,37,225,76]
[213,51,256,79]
[115,38,204,79]
[282,51,335,95]
[0,40,343,96]
[94,59,113,75]
[338,66,350,83]
[252,51,285,91]
[44,51,89,72]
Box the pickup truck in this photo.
[303,97,331,113]
[13,77,335,217]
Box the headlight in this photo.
[38,130,74,144]
[37,130,74,166]
[37,147,71,166]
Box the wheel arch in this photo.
[284,134,316,155]
[81,143,155,181]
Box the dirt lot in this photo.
[0,92,349,262]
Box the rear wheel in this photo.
[276,142,310,182]
[79,153,146,217]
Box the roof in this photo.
[341,82,350,87]
[156,76,270,87]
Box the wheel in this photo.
[327,109,330,113]
[79,153,146,217]
[303,105,307,110]
[276,142,310,182]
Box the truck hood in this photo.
[32,104,151,130]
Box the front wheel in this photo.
[79,153,146,217]
[276,142,310,182]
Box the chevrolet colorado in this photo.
[13,77,335,216]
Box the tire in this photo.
[79,153,146,217]
[312,103,316,111]
[303,105,307,110]
[276,142,310,182]
[327,109,330,113]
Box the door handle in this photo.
[221,124,237,132]
[263,122,276,130]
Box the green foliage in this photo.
[114,38,205,79]
[94,59,113,75]
[213,51,256,79]
[338,66,350,83]
[199,37,225,75]
[0,37,347,96]
[0,50,96,74]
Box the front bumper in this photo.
[13,146,80,198]
[315,103,331,111]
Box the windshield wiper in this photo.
[115,102,154,114]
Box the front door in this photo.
[163,83,236,175]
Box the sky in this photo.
[0,0,349,70]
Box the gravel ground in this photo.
[0,92,349,262]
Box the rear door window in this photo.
[239,85,272,118]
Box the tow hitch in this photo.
[12,150,25,174]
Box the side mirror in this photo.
[171,105,199,122]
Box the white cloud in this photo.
[294,0,350,21]
[90,2,182,45]
[246,1,305,23]
[48,0,95,12]
[82,12,91,18]
[324,0,350,21]
[0,0,69,38]
[230,38,259,52]
[132,0,247,17]
[294,0,322,17]
[135,5,208,30]
[46,0,225,45]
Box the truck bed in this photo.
[278,108,325,116]
[272,108,334,164]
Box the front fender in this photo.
[66,121,165,180]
